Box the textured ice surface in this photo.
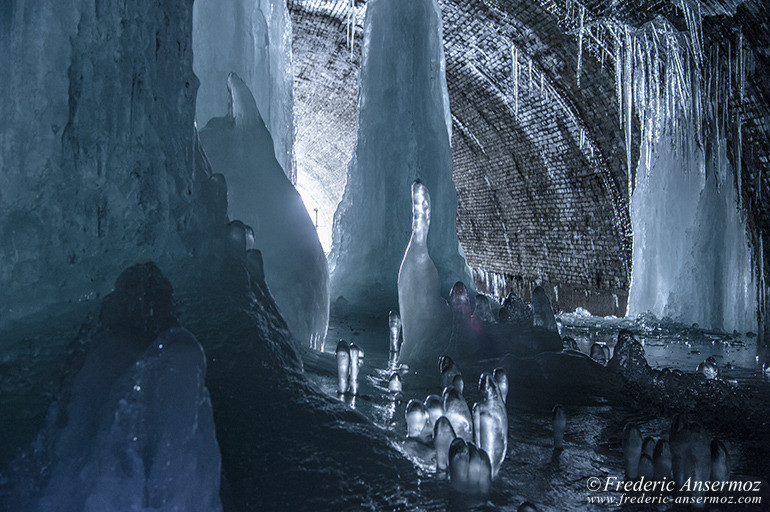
[199,74,329,348]
[37,328,222,512]
[398,181,452,368]
[193,0,295,181]
[25,264,222,512]
[0,0,211,329]
[329,0,470,312]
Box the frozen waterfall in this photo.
[328,0,471,312]
[572,11,761,332]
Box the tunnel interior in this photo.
[0,0,769,510]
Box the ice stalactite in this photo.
[193,0,296,182]
[328,0,471,312]
[567,3,758,331]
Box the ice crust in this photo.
[198,74,329,348]
[0,0,216,329]
[193,0,296,182]
[328,0,471,312]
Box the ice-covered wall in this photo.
[0,0,212,330]
[193,0,296,182]
[328,0,471,311]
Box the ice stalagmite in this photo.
[199,74,329,348]
[193,0,296,181]
[328,0,471,312]
[398,180,452,368]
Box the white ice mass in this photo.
[328,0,471,312]
[198,74,329,348]
[398,180,452,369]
[592,10,759,332]
[193,0,296,181]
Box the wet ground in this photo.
[301,310,770,511]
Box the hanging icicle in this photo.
[576,4,585,88]
[511,44,519,114]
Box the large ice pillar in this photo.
[0,0,211,329]
[328,0,471,312]
[193,0,295,182]
[198,74,329,348]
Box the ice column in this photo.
[328,0,471,312]
[193,0,296,182]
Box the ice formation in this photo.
[36,264,222,512]
[472,373,507,477]
[198,74,329,348]
[552,405,566,450]
[193,0,295,181]
[329,0,471,311]
[578,10,760,332]
[0,0,208,329]
[398,181,452,369]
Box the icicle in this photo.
[623,25,633,190]
[614,36,623,132]
[528,57,533,91]
[511,45,519,114]
[576,5,585,88]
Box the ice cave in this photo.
[1,0,769,510]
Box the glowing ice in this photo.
[398,181,452,369]
[329,0,471,311]
[198,74,329,348]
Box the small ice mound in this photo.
[622,423,642,479]
[552,405,566,450]
[440,355,462,389]
[531,286,559,333]
[36,264,222,512]
[405,400,432,443]
[448,438,491,495]
[472,294,496,323]
[472,373,507,477]
[590,343,608,365]
[442,386,473,442]
[697,357,718,379]
[434,416,456,473]
[498,292,533,326]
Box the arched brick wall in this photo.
[288,0,770,323]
